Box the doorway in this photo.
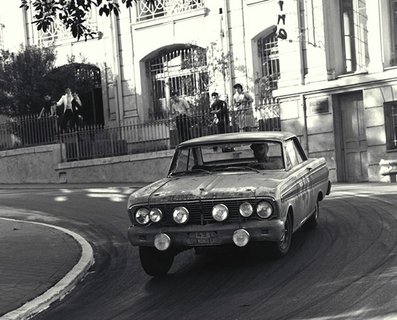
[45,63,104,126]
[335,91,368,182]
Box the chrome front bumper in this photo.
[128,219,285,248]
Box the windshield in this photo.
[169,140,284,176]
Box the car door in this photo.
[284,139,311,225]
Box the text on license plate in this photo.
[190,231,218,244]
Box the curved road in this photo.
[1,183,397,320]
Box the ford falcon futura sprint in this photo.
[127,132,331,277]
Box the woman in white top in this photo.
[57,88,74,131]
[233,83,255,131]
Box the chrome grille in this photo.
[149,199,272,226]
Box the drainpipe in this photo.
[223,0,234,106]
[128,9,139,121]
[240,0,249,90]
[297,1,308,154]
[297,0,307,85]
[301,94,309,155]
[110,14,123,125]
[219,9,227,98]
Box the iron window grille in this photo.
[256,33,281,131]
[136,0,204,22]
[146,46,209,119]
[384,102,397,150]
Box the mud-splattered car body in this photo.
[127,132,331,276]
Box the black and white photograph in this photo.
[1,1,397,319]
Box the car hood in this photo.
[128,171,290,206]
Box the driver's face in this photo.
[253,145,268,161]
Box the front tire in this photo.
[270,213,292,258]
[139,246,174,277]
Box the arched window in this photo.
[256,32,281,131]
[257,32,280,98]
[146,45,209,118]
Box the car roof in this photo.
[178,131,296,147]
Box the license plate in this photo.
[191,232,218,244]
[196,232,211,239]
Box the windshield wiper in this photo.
[170,168,212,176]
[213,166,260,173]
[191,168,212,174]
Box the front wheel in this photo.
[139,247,174,277]
[269,213,293,258]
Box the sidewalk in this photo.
[0,217,93,320]
[0,183,148,319]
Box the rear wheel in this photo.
[304,200,319,230]
[270,213,292,258]
[139,247,174,277]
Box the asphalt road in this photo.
[1,183,397,320]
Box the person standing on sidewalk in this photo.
[233,83,255,132]
[71,91,84,130]
[38,94,56,119]
[210,92,229,134]
[56,88,74,132]
[170,90,191,143]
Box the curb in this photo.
[0,218,95,320]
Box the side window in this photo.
[173,148,196,173]
[285,139,304,168]
[292,139,305,163]
[285,150,292,169]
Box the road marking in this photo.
[0,217,94,320]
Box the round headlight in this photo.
[135,208,150,224]
[154,233,171,251]
[257,201,273,219]
[233,229,250,247]
[173,207,189,224]
[239,202,253,217]
[149,208,163,223]
[212,204,229,221]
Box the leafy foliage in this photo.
[0,46,56,116]
[20,0,153,40]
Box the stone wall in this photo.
[0,145,62,184]
[0,144,173,184]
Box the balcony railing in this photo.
[136,0,204,22]
[38,12,98,46]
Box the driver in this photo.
[250,143,282,169]
[250,143,269,164]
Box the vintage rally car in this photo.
[127,132,331,277]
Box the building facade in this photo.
[23,0,397,182]
[274,0,397,183]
